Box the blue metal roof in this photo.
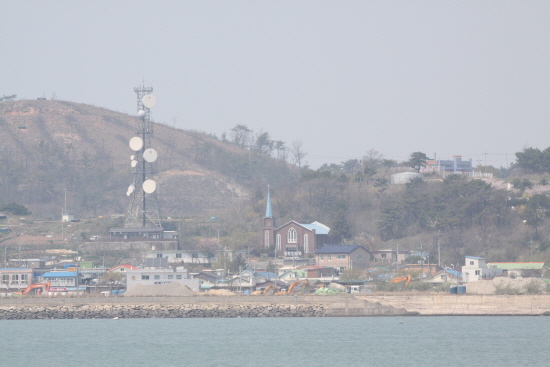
[42,272,78,278]
[444,268,463,278]
[0,268,31,271]
[465,256,485,260]
[315,245,365,254]
[300,221,330,235]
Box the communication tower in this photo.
[125,84,161,228]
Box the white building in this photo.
[146,250,216,264]
[126,268,200,292]
[461,256,503,283]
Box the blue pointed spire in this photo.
[265,186,273,218]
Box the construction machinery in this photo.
[275,279,309,295]
[251,285,278,295]
[13,281,51,296]
[389,275,411,287]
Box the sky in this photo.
[2,1,550,169]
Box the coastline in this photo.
[1,294,549,319]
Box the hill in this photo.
[0,100,296,219]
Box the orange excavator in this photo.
[251,285,278,295]
[389,275,411,287]
[13,281,51,296]
[275,279,309,295]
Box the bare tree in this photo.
[291,140,307,167]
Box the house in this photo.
[192,271,225,290]
[423,268,463,285]
[108,264,138,273]
[461,256,503,283]
[146,250,216,264]
[371,249,410,263]
[315,245,371,272]
[261,188,330,258]
[0,268,33,291]
[41,271,85,292]
[421,155,473,174]
[486,262,547,278]
[109,227,164,240]
[62,213,75,222]
[125,268,199,292]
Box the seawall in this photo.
[0,295,412,319]
[362,294,550,316]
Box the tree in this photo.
[230,124,252,148]
[0,202,31,215]
[0,94,17,102]
[521,194,550,239]
[408,152,429,173]
[291,140,307,167]
[329,210,352,243]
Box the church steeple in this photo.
[265,185,273,218]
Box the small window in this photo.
[475,270,480,275]
[320,255,324,260]
[2,274,9,284]
[276,234,281,251]
[337,255,346,259]
[154,275,160,280]
[157,253,163,258]
[12,274,19,281]
[176,253,182,258]
[168,275,174,279]
[339,267,346,272]
[328,255,332,260]
[288,228,297,243]
[470,261,474,265]
[141,275,150,280]
[381,254,387,259]
[176,275,182,280]
[357,255,362,260]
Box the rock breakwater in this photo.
[0,303,329,320]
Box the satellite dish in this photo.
[142,94,156,109]
[131,160,138,168]
[129,137,143,151]
[130,155,135,160]
[143,148,158,163]
[128,184,135,194]
[143,179,157,194]
[126,191,131,196]
[137,110,146,119]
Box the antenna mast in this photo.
[125,83,161,228]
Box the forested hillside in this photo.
[1,99,550,265]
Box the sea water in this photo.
[1,316,548,367]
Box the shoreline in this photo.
[1,294,549,319]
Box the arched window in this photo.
[304,234,309,253]
[276,234,281,251]
[264,230,270,247]
[288,228,297,243]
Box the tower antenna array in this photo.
[125,83,161,228]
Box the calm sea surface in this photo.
[1,316,548,367]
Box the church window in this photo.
[288,228,297,243]
[276,234,281,251]
[265,230,270,247]
[304,234,309,253]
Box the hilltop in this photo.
[0,99,295,219]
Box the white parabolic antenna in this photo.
[143,148,158,163]
[143,179,157,194]
[131,160,138,168]
[137,110,146,119]
[128,184,135,194]
[130,155,135,160]
[129,136,143,151]
[142,94,156,109]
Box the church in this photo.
[261,188,331,258]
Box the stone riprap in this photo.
[0,303,329,320]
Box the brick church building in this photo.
[261,188,331,258]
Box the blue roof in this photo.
[300,221,330,235]
[256,271,277,279]
[465,256,485,260]
[42,272,78,278]
[444,268,463,278]
[315,245,365,254]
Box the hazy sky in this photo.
[2,1,549,168]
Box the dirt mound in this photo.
[124,282,195,297]
[465,277,546,295]
[204,289,236,296]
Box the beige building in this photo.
[315,245,371,273]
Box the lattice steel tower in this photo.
[125,84,161,228]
